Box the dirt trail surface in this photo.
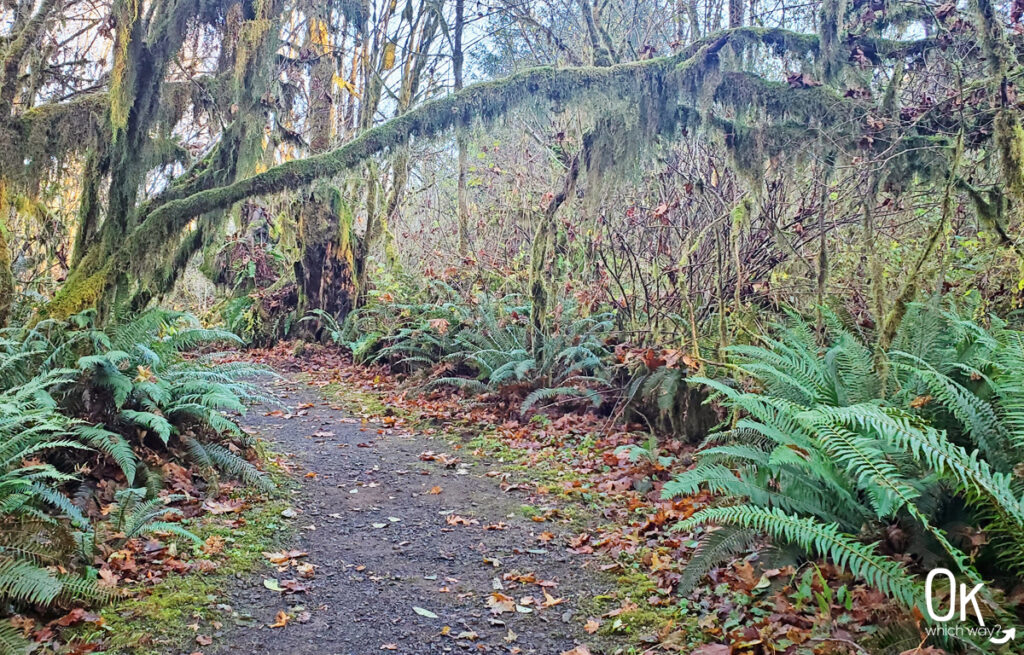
[213,375,616,655]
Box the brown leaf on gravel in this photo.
[487,592,516,615]
[262,550,308,564]
[195,635,213,646]
[560,647,593,655]
[268,611,289,628]
[541,590,565,607]
[426,486,442,494]
[584,619,600,633]
[446,514,478,526]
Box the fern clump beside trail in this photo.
[0,310,274,653]
[666,302,1024,642]
[309,284,616,417]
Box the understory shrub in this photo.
[664,303,1024,640]
[319,287,615,415]
[0,309,273,651]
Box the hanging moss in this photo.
[972,0,1024,202]
[818,0,848,83]
[724,123,766,190]
[108,0,142,139]
[994,107,1024,201]
[2,92,106,189]
[70,24,939,315]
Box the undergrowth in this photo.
[0,309,277,653]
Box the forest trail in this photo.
[213,374,610,655]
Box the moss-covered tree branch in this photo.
[123,24,927,281]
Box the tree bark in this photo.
[529,151,581,351]
[295,6,359,328]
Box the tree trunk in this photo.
[729,0,744,28]
[529,151,581,351]
[295,8,360,328]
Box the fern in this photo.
[669,306,1024,615]
[118,410,174,443]
[677,526,758,596]
[112,488,201,544]
[677,507,923,611]
[520,386,602,414]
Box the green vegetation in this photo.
[0,310,274,652]
[2,0,1024,650]
[76,494,293,655]
[666,304,1024,628]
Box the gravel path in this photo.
[213,376,617,655]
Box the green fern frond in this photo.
[677,526,758,596]
[677,506,923,611]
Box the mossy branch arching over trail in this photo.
[41,20,942,319]
[119,25,927,283]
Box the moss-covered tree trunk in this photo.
[972,0,1024,205]
[295,8,360,328]
[529,151,581,352]
[51,0,287,320]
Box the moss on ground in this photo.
[71,467,295,654]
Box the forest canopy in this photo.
[1,0,1020,330]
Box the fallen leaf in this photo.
[413,606,439,619]
[202,535,225,555]
[541,590,565,608]
[97,567,119,588]
[203,499,244,515]
[488,592,516,615]
[446,515,478,526]
[268,611,289,628]
[263,578,284,592]
[262,550,308,564]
